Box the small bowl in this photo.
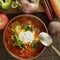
[3,14,48,60]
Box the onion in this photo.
[48,21,60,36]
[18,0,39,13]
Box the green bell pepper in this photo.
[0,0,11,9]
[11,0,22,9]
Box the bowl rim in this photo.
[3,14,48,60]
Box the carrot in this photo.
[50,0,60,19]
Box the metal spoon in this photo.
[39,32,60,56]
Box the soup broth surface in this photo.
[4,16,46,58]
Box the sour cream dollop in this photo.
[19,31,34,44]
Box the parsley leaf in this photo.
[25,23,34,32]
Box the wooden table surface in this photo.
[0,4,44,14]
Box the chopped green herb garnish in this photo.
[11,33,25,50]
[11,25,15,32]
[25,23,34,32]
[13,40,17,46]
[11,22,21,33]
[31,40,38,50]
[17,40,25,50]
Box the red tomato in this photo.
[0,13,8,30]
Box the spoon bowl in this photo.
[39,32,60,56]
[39,32,53,46]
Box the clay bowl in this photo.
[3,14,48,60]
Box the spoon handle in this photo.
[51,45,60,56]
